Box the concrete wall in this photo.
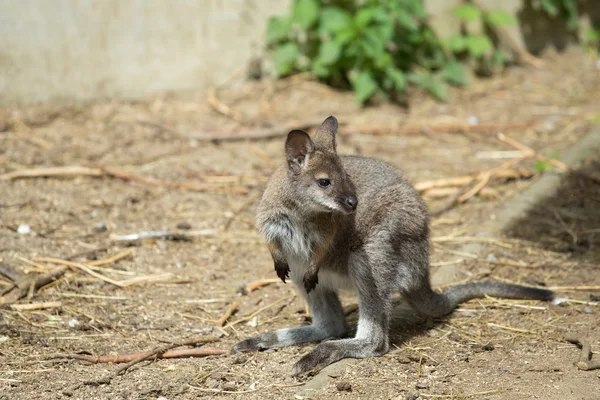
[1,0,597,104]
[0,0,291,104]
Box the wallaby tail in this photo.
[408,282,554,319]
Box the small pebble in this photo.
[336,381,352,392]
[222,382,237,391]
[486,253,497,261]
[467,115,479,125]
[583,306,593,314]
[405,389,420,400]
[415,379,429,389]
[17,224,31,235]
[176,222,192,230]
[95,221,107,233]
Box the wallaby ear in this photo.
[285,130,314,171]
[313,115,338,152]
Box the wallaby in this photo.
[232,116,554,376]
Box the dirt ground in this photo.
[1,47,600,400]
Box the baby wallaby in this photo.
[233,116,554,376]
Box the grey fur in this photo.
[232,116,554,375]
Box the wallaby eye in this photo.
[317,178,331,188]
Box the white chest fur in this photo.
[260,214,321,262]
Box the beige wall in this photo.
[0,0,291,104]
[1,0,594,104]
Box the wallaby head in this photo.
[284,116,357,214]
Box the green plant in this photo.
[537,0,579,31]
[449,3,516,71]
[534,151,560,172]
[267,0,468,103]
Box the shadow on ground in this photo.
[506,156,600,260]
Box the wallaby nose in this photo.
[345,195,358,210]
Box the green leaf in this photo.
[485,10,516,26]
[492,49,507,66]
[425,78,448,101]
[318,40,342,66]
[273,42,300,76]
[266,16,291,44]
[448,35,467,52]
[386,67,406,91]
[396,12,418,31]
[441,61,468,86]
[465,34,493,57]
[534,160,553,172]
[539,0,559,16]
[292,0,319,29]
[311,61,330,78]
[355,7,378,29]
[408,72,448,101]
[452,4,481,22]
[584,28,600,42]
[334,28,356,45]
[351,71,378,104]
[320,7,353,34]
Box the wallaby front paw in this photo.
[303,270,319,293]
[274,260,290,283]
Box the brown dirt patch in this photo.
[1,47,600,399]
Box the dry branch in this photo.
[65,347,225,365]
[471,0,543,69]
[498,133,569,170]
[0,267,67,305]
[215,301,239,327]
[0,165,248,194]
[86,249,134,267]
[244,278,281,294]
[11,301,62,311]
[137,119,538,143]
[34,258,126,288]
[414,168,532,192]
[0,166,102,181]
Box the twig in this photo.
[1,165,248,194]
[414,168,532,192]
[34,258,125,288]
[136,120,538,143]
[244,278,281,294]
[215,301,239,327]
[547,285,600,291]
[471,0,543,69]
[0,262,21,282]
[65,347,224,367]
[86,249,135,267]
[430,155,528,216]
[498,133,569,170]
[116,273,174,287]
[207,87,247,124]
[564,336,600,370]
[110,229,218,242]
[95,165,249,194]
[342,122,538,136]
[11,301,62,311]
[487,322,535,334]
[0,267,67,305]
[225,296,294,328]
[114,337,221,376]
[0,166,102,181]
[420,388,504,398]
